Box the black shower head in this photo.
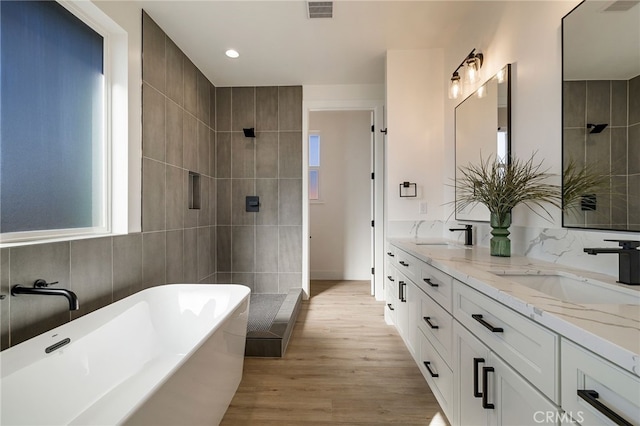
[587,123,608,134]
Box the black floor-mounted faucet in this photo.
[11,279,80,310]
[449,224,473,246]
[584,240,640,285]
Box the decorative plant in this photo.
[455,153,608,256]
[455,153,561,224]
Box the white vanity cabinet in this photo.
[561,339,639,425]
[454,321,560,426]
[386,240,640,426]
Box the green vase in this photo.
[490,212,511,257]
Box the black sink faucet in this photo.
[449,224,473,246]
[584,240,640,285]
[11,279,80,311]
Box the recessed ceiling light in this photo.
[225,49,239,59]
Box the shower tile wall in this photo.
[140,11,217,286]
[216,86,303,294]
[563,77,639,230]
[0,11,303,350]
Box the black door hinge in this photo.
[380,128,388,135]
[371,220,375,227]
[371,267,375,275]
[371,125,375,132]
[371,172,374,179]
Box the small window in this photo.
[309,134,320,200]
[309,134,320,167]
[1,1,110,241]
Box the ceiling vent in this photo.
[602,0,639,12]
[307,1,333,19]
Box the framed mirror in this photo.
[455,64,512,221]
[562,1,640,231]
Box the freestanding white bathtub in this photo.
[0,284,250,426]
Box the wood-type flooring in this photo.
[221,280,448,425]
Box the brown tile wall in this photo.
[563,77,639,230]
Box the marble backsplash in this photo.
[387,219,638,280]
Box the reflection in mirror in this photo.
[562,0,640,231]
[455,64,511,221]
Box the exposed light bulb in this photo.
[449,72,461,99]
[465,58,480,84]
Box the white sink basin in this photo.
[489,270,640,305]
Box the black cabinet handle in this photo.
[387,275,394,282]
[482,366,495,409]
[423,361,439,378]
[472,314,504,333]
[387,303,394,311]
[387,252,395,257]
[398,281,407,302]
[423,278,438,287]
[423,316,439,329]
[399,261,409,267]
[577,390,632,426]
[473,357,485,398]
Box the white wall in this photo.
[441,1,638,277]
[309,111,372,280]
[385,49,446,239]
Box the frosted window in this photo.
[309,135,320,167]
[309,170,319,200]
[1,1,105,234]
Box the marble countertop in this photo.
[388,238,640,377]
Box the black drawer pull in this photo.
[398,281,407,302]
[423,316,439,329]
[472,314,504,333]
[387,303,394,311]
[482,366,495,409]
[577,390,632,426]
[387,275,394,282]
[473,357,485,398]
[387,252,395,257]
[399,261,409,267]
[423,361,439,378]
[423,278,439,287]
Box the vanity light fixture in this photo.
[225,49,239,58]
[448,48,484,100]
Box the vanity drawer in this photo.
[418,328,453,421]
[561,339,640,426]
[385,245,397,261]
[417,287,453,366]
[418,263,454,313]
[453,281,559,403]
[395,249,417,281]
